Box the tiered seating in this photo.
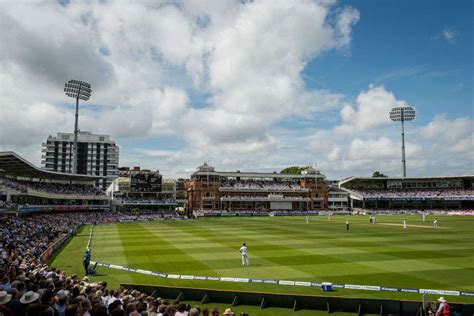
[352,188,474,199]
[1,177,104,196]
[220,179,304,191]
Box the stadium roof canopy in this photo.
[0,151,103,181]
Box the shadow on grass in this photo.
[48,236,75,264]
[48,225,89,265]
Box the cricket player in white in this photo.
[433,219,438,228]
[403,219,407,229]
[239,243,249,266]
[422,213,426,222]
[305,215,309,224]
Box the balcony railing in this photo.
[220,196,312,202]
[219,187,309,193]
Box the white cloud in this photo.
[0,0,358,153]
[436,27,458,44]
[308,114,472,178]
[420,114,471,142]
[348,137,421,160]
[0,1,471,179]
[334,85,411,136]
[419,114,473,157]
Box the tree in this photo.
[372,171,388,177]
[280,166,309,174]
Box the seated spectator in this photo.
[0,290,13,316]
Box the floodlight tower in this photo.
[389,106,415,177]
[64,80,92,174]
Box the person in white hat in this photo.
[435,297,450,316]
[20,291,40,305]
[0,290,12,315]
[223,307,235,315]
[0,291,11,303]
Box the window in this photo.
[99,137,105,141]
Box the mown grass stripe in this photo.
[51,215,474,303]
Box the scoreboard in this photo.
[130,171,162,193]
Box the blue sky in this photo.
[0,0,472,178]
[303,0,472,124]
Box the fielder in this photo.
[433,219,438,228]
[403,219,407,230]
[83,248,91,276]
[239,243,250,266]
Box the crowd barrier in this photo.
[18,205,110,215]
[87,225,93,249]
[120,284,474,315]
[39,233,72,263]
[40,223,90,263]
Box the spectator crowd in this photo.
[220,180,305,191]
[0,201,18,212]
[352,188,474,199]
[220,195,309,201]
[0,212,242,316]
[1,177,104,196]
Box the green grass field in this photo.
[51,215,474,306]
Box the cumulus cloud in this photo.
[0,5,114,89]
[419,114,473,157]
[348,137,422,160]
[307,114,472,178]
[334,85,411,136]
[0,0,359,161]
[1,1,471,178]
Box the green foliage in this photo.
[280,166,309,174]
[372,171,388,177]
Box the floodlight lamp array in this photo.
[389,106,415,122]
[64,80,92,101]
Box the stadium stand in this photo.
[1,152,473,315]
[339,175,474,210]
[220,179,305,191]
[2,178,104,196]
[349,188,474,199]
[0,152,109,215]
[186,163,328,211]
[106,168,179,212]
